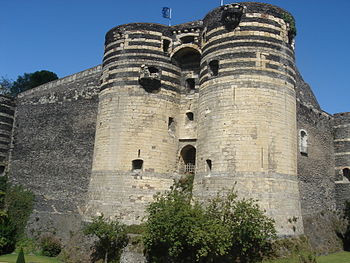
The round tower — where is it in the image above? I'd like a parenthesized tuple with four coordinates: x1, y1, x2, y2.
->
(85, 23, 182, 223)
(0, 95, 15, 176)
(193, 2, 303, 236)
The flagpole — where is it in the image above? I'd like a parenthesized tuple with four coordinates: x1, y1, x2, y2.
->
(221, 0, 224, 6)
(169, 8, 172, 26)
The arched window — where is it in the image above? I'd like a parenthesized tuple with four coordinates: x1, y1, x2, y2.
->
(132, 159, 143, 171)
(186, 112, 194, 121)
(206, 159, 212, 172)
(299, 129, 308, 155)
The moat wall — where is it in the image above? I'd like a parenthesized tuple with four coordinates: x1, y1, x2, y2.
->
(8, 66, 101, 241)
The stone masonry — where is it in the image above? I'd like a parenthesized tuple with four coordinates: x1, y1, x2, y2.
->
(5, 1, 350, 251)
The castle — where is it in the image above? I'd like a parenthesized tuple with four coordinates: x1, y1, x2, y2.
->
(2, 1, 350, 251)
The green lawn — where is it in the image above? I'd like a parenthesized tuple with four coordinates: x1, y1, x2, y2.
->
(264, 251, 350, 263)
(318, 251, 350, 263)
(1, 251, 350, 263)
(0, 253, 62, 263)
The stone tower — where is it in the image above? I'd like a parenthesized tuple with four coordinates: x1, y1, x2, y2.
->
(192, 2, 303, 236)
(85, 2, 303, 236)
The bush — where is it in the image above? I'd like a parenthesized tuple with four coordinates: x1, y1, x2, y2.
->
(83, 215, 128, 263)
(0, 212, 17, 254)
(143, 185, 276, 263)
(40, 235, 62, 257)
(15, 237, 39, 254)
(0, 179, 34, 255)
(5, 185, 34, 240)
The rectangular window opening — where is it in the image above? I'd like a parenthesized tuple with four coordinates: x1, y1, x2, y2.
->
(208, 60, 219, 76)
(206, 159, 212, 171)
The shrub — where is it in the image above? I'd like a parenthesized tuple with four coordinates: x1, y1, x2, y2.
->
(16, 247, 26, 263)
(83, 215, 128, 263)
(40, 235, 62, 257)
(0, 212, 17, 254)
(16, 237, 39, 254)
(143, 185, 276, 263)
(0, 179, 34, 255)
(5, 185, 34, 239)
(16, 249, 26, 263)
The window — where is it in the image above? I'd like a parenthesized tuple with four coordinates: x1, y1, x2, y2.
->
(208, 60, 219, 76)
(181, 36, 195, 44)
(186, 78, 195, 90)
(132, 159, 143, 171)
(299, 129, 308, 155)
(168, 117, 174, 128)
(343, 168, 350, 181)
(148, 66, 159, 74)
(168, 117, 175, 133)
(206, 159, 212, 172)
(202, 30, 207, 44)
(163, 39, 170, 53)
(0, 166, 4, 176)
(186, 112, 194, 121)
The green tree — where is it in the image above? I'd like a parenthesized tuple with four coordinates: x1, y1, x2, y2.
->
(206, 190, 276, 263)
(143, 184, 276, 263)
(0, 77, 13, 95)
(83, 215, 128, 263)
(5, 185, 34, 240)
(0, 212, 17, 254)
(10, 70, 58, 95)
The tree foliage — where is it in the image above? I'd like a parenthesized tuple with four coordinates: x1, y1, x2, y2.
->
(0, 177, 34, 255)
(0, 77, 13, 96)
(5, 185, 34, 240)
(83, 215, 128, 263)
(143, 183, 276, 263)
(0, 70, 58, 96)
(11, 70, 58, 95)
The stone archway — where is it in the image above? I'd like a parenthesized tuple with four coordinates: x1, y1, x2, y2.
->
(180, 145, 196, 174)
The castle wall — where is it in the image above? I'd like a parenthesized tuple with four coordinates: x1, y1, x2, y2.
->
(296, 101, 340, 252)
(193, 2, 303, 236)
(85, 24, 183, 224)
(8, 66, 101, 241)
(333, 112, 350, 210)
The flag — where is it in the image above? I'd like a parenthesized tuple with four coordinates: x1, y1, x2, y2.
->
(162, 7, 171, 19)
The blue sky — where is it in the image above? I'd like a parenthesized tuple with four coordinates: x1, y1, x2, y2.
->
(1, 0, 349, 114)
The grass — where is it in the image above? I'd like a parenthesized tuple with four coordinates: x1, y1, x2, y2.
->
(263, 251, 350, 263)
(0, 253, 62, 263)
(1, 250, 350, 263)
(318, 251, 350, 263)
